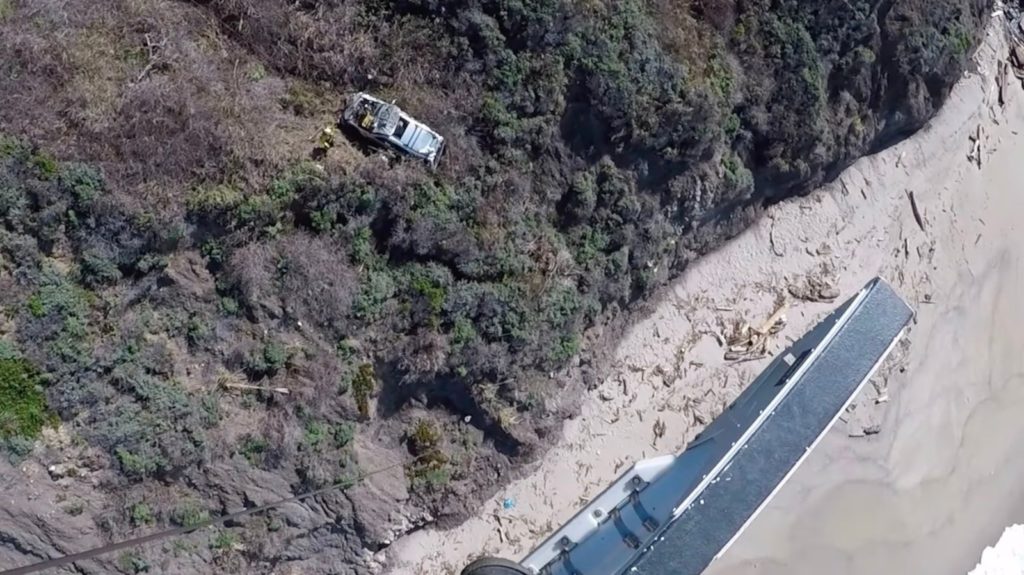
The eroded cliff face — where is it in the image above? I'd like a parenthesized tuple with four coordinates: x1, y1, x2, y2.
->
(0, 0, 990, 572)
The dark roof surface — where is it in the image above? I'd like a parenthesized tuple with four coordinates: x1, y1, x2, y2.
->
(627, 278, 913, 575)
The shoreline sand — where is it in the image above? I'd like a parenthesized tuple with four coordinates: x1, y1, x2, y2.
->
(387, 17, 1024, 575)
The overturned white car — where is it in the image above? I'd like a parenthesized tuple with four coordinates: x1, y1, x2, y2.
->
(341, 93, 445, 169)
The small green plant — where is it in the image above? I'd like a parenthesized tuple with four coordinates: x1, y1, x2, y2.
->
(59, 163, 104, 205)
(186, 184, 241, 214)
(168, 539, 196, 556)
(237, 434, 267, 466)
(350, 227, 375, 267)
(0, 357, 56, 443)
(411, 276, 446, 318)
(945, 25, 972, 57)
(269, 161, 323, 201)
(245, 62, 267, 81)
(117, 551, 150, 574)
(209, 529, 238, 551)
(413, 467, 451, 489)
(80, 251, 122, 287)
(219, 296, 239, 315)
(115, 448, 162, 479)
(406, 419, 450, 491)
(408, 419, 441, 454)
(302, 420, 327, 452)
(0, 341, 18, 361)
(336, 338, 358, 362)
(262, 340, 288, 373)
(549, 334, 580, 363)
(353, 269, 396, 320)
(333, 422, 355, 449)
(200, 239, 224, 263)
(29, 152, 58, 179)
(62, 500, 85, 516)
(310, 209, 335, 233)
(267, 517, 283, 532)
(186, 315, 211, 348)
(279, 83, 323, 117)
(129, 502, 154, 526)
(0, 0, 14, 22)
(352, 363, 376, 419)
(450, 317, 477, 350)
(337, 372, 352, 395)
(170, 500, 209, 528)
(26, 294, 45, 318)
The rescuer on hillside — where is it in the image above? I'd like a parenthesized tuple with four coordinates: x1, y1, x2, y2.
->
(318, 126, 336, 151)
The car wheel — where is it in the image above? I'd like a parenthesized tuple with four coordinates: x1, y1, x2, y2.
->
(460, 556, 532, 575)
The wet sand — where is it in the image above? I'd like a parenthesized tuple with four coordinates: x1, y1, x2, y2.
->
(706, 25, 1024, 575)
(388, 19, 1024, 575)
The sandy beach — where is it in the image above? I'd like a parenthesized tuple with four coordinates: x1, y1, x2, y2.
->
(387, 17, 1024, 575)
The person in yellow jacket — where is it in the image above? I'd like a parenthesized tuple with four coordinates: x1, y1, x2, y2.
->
(318, 126, 336, 150)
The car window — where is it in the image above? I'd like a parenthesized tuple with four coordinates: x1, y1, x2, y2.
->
(393, 118, 409, 139)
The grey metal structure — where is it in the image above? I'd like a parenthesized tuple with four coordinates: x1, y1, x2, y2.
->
(462, 277, 913, 575)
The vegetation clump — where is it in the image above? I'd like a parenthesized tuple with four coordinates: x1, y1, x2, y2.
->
(0, 355, 55, 446)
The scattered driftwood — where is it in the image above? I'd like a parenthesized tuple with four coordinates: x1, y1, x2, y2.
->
(967, 124, 984, 168)
(788, 274, 840, 303)
(769, 219, 784, 257)
(723, 303, 787, 361)
(906, 189, 926, 231)
(998, 60, 1009, 107)
(652, 418, 666, 446)
(1011, 43, 1024, 80)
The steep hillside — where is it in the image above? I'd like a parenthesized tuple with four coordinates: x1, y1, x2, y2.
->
(0, 0, 989, 572)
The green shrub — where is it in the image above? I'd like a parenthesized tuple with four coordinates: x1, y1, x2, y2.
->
(333, 422, 355, 449)
(0, 341, 19, 361)
(246, 340, 290, 378)
(262, 341, 288, 372)
(245, 62, 267, 81)
(185, 315, 212, 348)
(29, 152, 58, 179)
(549, 334, 580, 363)
(170, 500, 209, 528)
(450, 317, 477, 350)
(219, 296, 239, 315)
(115, 448, 163, 478)
(350, 227, 375, 267)
(186, 184, 241, 215)
(411, 273, 446, 326)
(408, 419, 440, 454)
(80, 251, 122, 286)
(59, 163, 104, 205)
(209, 529, 238, 550)
(201, 239, 224, 263)
(406, 419, 449, 491)
(352, 363, 375, 419)
(62, 500, 85, 516)
(117, 551, 149, 574)
(236, 434, 267, 466)
(279, 83, 323, 117)
(269, 162, 323, 201)
(310, 209, 335, 233)
(0, 357, 56, 442)
(336, 338, 358, 362)
(302, 420, 327, 452)
(353, 269, 395, 320)
(129, 502, 154, 526)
